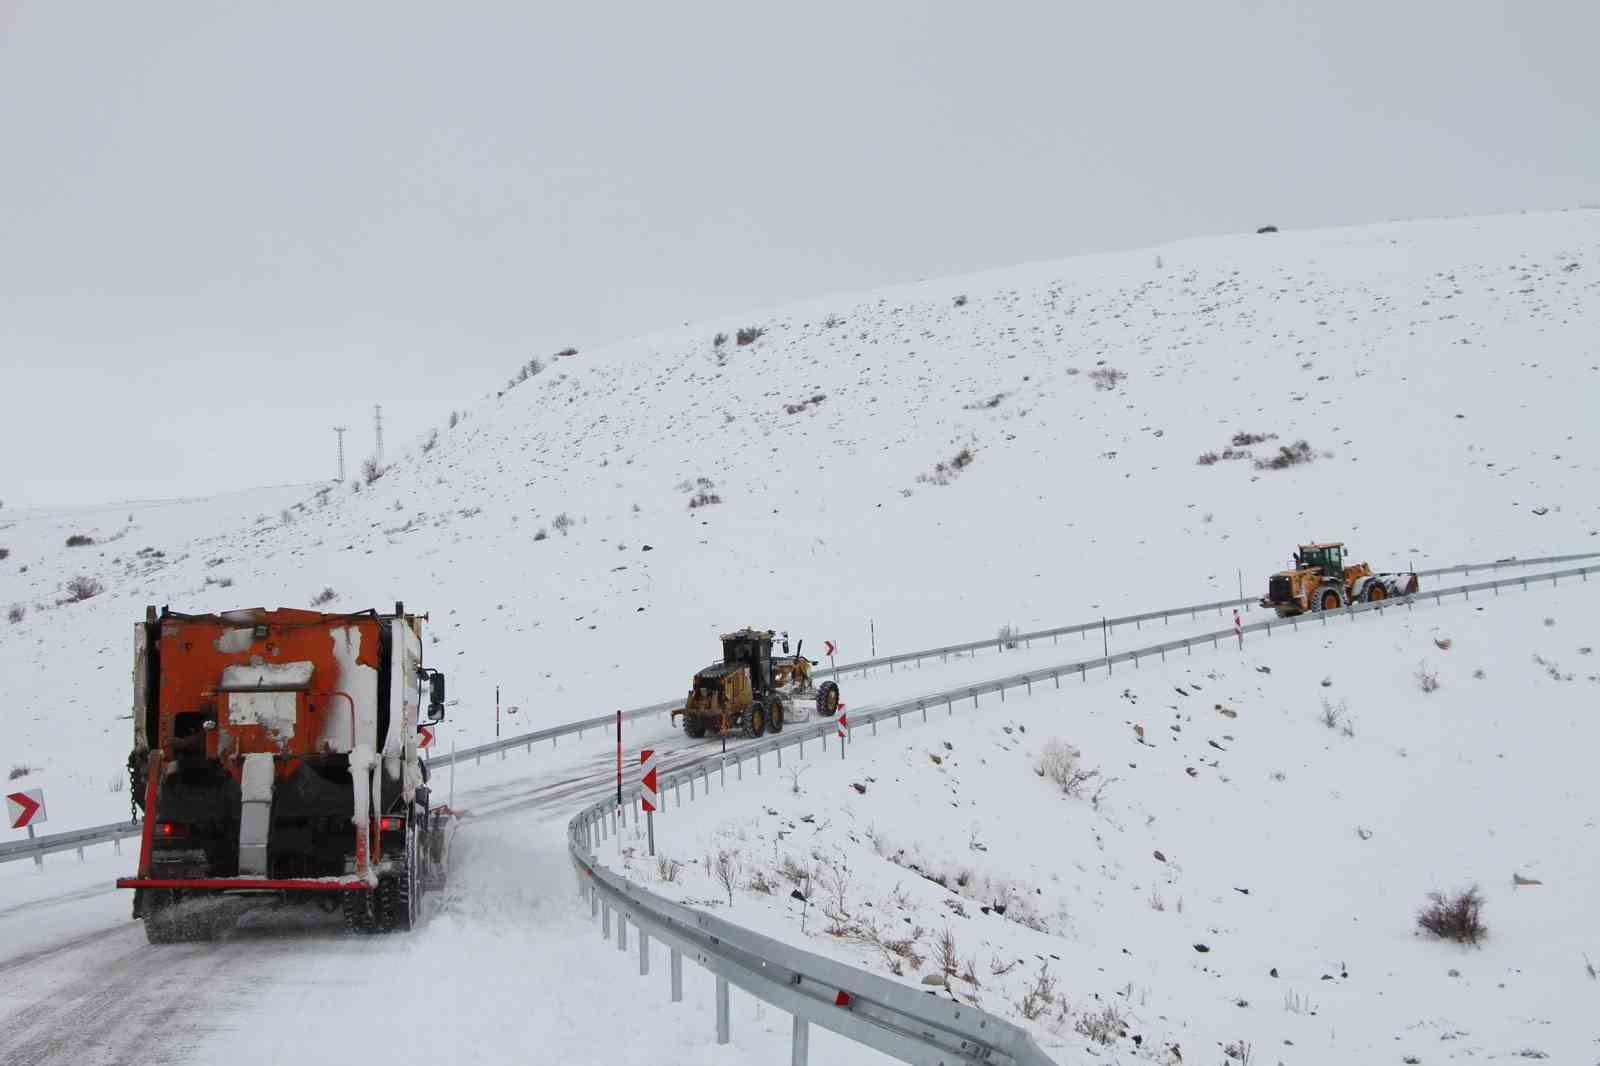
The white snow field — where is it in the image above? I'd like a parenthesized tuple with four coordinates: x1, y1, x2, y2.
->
(0, 209, 1596, 1064)
(614, 585, 1600, 1064)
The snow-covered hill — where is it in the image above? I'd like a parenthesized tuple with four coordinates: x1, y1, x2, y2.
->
(3, 209, 1597, 831)
(629, 584, 1600, 1063)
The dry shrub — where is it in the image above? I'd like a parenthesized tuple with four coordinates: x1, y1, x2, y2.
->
(1416, 662, 1440, 693)
(361, 457, 384, 485)
(65, 534, 94, 547)
(1018, 963, 1058, 1020)
(1087, 366, 1126, 391)
(1196, 451, 1221, 466)
(1075, 1003, 1127, 1045)
(735, 325, 765, 346)
(1254, 440, 1314, 470)
(1417, 886, 1486, 944)
(65, 575, 103, 601)
(311, 586, 337, 606)
(1036, 739, 1098, 796)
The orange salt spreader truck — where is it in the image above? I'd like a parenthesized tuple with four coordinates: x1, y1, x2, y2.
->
(117, 604, 454, 941)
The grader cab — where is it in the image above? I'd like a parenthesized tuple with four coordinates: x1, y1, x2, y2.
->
(673, 628, 840, 740)
(1261, 543, 1419, 617)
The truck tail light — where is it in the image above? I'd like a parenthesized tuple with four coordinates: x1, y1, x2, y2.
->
(379, 817, 400, 831)
(158, 822, 187, 839)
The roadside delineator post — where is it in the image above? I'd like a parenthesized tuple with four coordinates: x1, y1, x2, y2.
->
(640, 749, 658, 857)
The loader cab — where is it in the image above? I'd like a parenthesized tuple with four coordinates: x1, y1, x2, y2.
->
(721, 629, 775, 695)
(1295, 543, 1344, 578)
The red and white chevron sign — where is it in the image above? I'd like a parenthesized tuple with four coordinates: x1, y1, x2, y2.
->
(1233, 609, 1243, 647)
(639, 749, 658, 813)
(837, 709, 848, 740)
(824, 640, 836, 657)
(6, 788, 46, 830)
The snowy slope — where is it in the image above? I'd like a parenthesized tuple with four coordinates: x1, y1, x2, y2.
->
(617, 584, 1600, 1064)
(3, 208, 1598, 834)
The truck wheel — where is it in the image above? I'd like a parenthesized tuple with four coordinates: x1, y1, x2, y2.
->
(1366, 582, 1388, 603)
(766, 695, 784, 734)
(343, 889, 377, 934)
(142, 890, 182, 944)
(742, 701, 767, 739)
(816, 681, 840, 718)
(682, 714, 707, 739)
(1317, 587, 1343, 611)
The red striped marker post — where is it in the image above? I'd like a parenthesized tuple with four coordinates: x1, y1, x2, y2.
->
(640, 749, 658, 856)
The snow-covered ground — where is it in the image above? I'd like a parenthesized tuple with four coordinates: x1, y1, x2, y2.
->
(1, 209, 1597, 1065)
(614, 584, 1600, 1064)
(4, 208, 1597, 835)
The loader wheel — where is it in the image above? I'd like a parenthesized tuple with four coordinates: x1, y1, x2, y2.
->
(1318, 588, 1343, 612)
(1366, 582, 1388, 603)
(682, 713, 707, 740)
(742, 700, 768, 739)
(766, 695, 784, 734)
(816, 681, 840, 718)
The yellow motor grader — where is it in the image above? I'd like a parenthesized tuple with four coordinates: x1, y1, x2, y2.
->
(1261, 542, 1419, 617)
(673, 629, 841, 740)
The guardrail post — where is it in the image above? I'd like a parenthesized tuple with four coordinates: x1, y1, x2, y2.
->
(602, 901, 611, 938)
(690, 777, 695, 802)
(1025, 676, 1032, 695)
(618, 911, 627, 951)
(791, 1017, 810, 1066)
(639, 929, 650, 975)
(999, 683, 1005, 702)
(970, 690, 978, 709)
(736, 754, 743, 781)
(716, 976, 731, 1045)
(591, 887, 599, 918)
(77, 847, 84, 863)
(871, 718, 877, 736)
(799, 737, 805, 758)
(757, 751, 762, 775)
(670, 948, 683, 1002)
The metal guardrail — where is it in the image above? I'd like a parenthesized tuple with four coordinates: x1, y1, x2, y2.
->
(0, 819, 140, 866)
(569, 824, 1053, 1066)
(9, 551, 1595, 866)
(569, 563, 1595, 1063)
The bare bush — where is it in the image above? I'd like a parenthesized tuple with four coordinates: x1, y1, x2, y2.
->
(1036, 739, 1098, 796)
(783, 393, 827, 415)
(823, 314, 844, 328)
(714, 850, 740, 906)
(65, 575, 103, 602)
(7, 604, 25, 624)
(1417, 886, 1486, 944)
(748, 869, 776, 894)
(1254, 440, 1315, 470)
(997, 623, 1018, 649)
(688, 493, 722, 509)
(735, 325, 765, 346)
(1075, 1003, 1126, 1045)
(1319, 697, 1348, 730)
(551, 513, 575, 535)
(1196, 451, 1220, 466)
(936, 928, 961, 982)
(555, 347, 577, 359)
(0, 547, 9, 560)
(448, 410, 460, 429)
(712, 332, 728, 348)
(8, 764, 36, 780)
(65, 534, 94, 547)
(422, 429, 438, 453)
(1018, 963, 1058, 1020)
(657, 856, 683, 883)
(1416, 663, 1440, 693)
(533, 528, 548, 542)
(953, 294, 968, 307)
(311, 587, 337, 606)
(920, 446, 977, 486)
(361, 457, 384, 485)
(1222, 1039, 1254, 1063)
(1087, 366, 1126, 391)
(1231, 431, 1277, 447)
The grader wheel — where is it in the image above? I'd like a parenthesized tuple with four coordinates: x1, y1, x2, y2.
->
(766, 695, 784, 734)
(741, 700, 768, 739)
(816, 681, 840, 718)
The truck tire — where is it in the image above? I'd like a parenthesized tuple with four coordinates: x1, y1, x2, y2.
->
(766, 695, 784, 734)
(142, 889, 182, 944)
(682, 714, 707, 739)
(741, 700, 768, 739)
(1313, 585, 1344, 612)
(343, 888, 378, 934)
(1365, 581, 1388, 603)
(816, 681, 840, 718)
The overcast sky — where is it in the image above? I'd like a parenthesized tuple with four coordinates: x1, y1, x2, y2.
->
(2, 1, 1595, 509)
